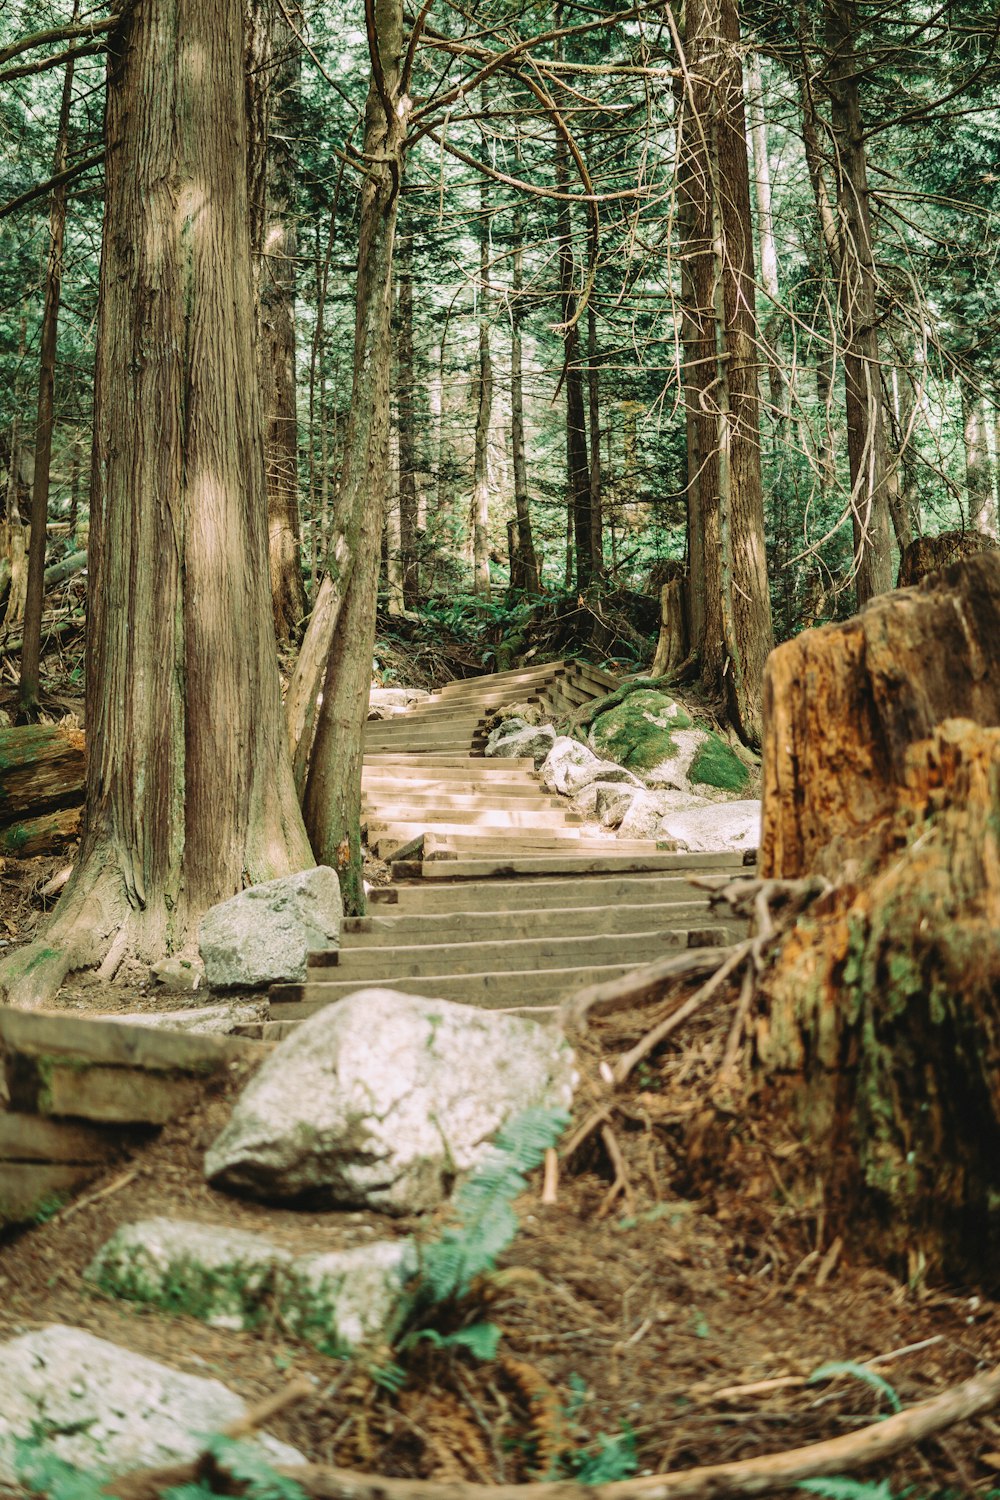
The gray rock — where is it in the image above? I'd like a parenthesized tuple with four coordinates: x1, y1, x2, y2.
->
(617, 789, 707, 841)
(661, 799, 762, 854)
(86, 1219, 415, 1349)
(570, 780, 635, 824)
(369, 686, 431, 710)
(150, 953, 205, 991)
(484, 721, 556, 768)
(284, 1240, 416, 1349)
(86, 1219, 290, 1331)
(541, 736, 641, 797)
(0, 1325, 302, 1483)
(200, 866, 342, 989)
(205, 988, 575, 1214)
(99, 1001, 267, 1037)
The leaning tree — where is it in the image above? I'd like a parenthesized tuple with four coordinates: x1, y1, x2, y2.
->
(0, 0, 313, 1009)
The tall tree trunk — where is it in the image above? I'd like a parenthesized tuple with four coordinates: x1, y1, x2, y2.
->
(19, 24, 77, 720)
(824, 0, 894, 603)
(745, 52, 785, 425)
(678, 0, 773, 747)
(471, 118, 493, 600)
(291, 0, 407, 913)
(510, 191, 540, 594)
(247, 0, 308, 640)
(553, 20, 592, 593)
(962, 385, 996, 537)
(0, 0, 313, 1010)
(587, 301, 603, 578)
(395, 223, 419, 605)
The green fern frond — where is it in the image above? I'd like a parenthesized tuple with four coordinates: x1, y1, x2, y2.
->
(797, 1479, 894, 1500)
(808, 1361, 902, 1414)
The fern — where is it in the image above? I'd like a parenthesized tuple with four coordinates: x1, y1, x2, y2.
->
(416, 1108, 569, 1306)
(809, 1361, 902, 1414)
(387, 1107, 568, 1357)
(797, 1480, 894, 1500)
(571, 1427, 639, 1485)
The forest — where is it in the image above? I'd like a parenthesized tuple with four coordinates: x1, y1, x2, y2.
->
(2, 0, 1000, 1494)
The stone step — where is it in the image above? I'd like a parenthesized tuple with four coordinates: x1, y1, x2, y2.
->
(341, 899, 726, 943)
(310, 926, 709, 979)
(369, 870, 726, 911)
(269, 960, 644, 1016)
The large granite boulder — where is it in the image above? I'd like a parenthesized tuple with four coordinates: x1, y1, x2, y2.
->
(589, 691, 749, 794)
(661, 799, 762, 854)
(541, 736, 641, 797)
(199, 866, 342, 989)
(86, 1218, 414, 1349)
(616, 788, 707, 841)
(0, 1325, 302, 1483)
(484, 719, 556, 768)
(205, 989, 575, 1214)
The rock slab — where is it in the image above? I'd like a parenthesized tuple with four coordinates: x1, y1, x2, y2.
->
(200, 866, 342, 989)
(0, 1325, 302, 1483)
(484, 719, 556, 768)
(87, 1218, 414, 1348)
(661, 800, 762, 854)
(205, 988, 575, 1214)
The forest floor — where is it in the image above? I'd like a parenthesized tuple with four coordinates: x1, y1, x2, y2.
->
(2, 618, 1000, 1492)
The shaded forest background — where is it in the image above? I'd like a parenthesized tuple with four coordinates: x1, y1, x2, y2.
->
(3, 0, 999, 675)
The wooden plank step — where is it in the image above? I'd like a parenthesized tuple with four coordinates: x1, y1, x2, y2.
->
(341, 899, 726, 943)
(362, 751, 508, 766)
(369, 870, 729, 911)
(406, 850, 751, 880)
(269, 960, 646, 1015)
(310, 926, 708, 979)
(362, 763, 539, 781)
(0, 1010, 263, 1126)
(361, 786, 563, 810)
(364, 808, 582, 830)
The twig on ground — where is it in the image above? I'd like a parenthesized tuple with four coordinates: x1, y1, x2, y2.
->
(613, 942, 752, 1085)
(108, 1361, 1000, 1499)
(54, 1166, 139, 1223)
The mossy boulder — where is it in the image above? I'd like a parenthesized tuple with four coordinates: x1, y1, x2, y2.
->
(588, 690, 749, 794)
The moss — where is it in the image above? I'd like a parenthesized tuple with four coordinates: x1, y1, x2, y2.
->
(590, 690, 692, 771)
(688, 734, 749, 791)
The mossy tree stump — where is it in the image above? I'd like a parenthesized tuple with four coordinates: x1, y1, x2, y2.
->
(753, 553, 1000, 1285)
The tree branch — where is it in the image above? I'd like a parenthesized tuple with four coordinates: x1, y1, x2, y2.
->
(0, 16, 114, 69)
(0, 150, 105, 220)
(0, 40, 105, 85)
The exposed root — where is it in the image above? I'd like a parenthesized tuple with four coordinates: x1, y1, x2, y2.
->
(0, 861, 126, 1009)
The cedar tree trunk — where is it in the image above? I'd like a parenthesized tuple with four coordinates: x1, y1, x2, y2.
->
(0, 0, 313, 1009)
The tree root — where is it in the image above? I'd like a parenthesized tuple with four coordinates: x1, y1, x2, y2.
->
(107, 1361, 1000, 1500)
(0, 862, 126, 1009)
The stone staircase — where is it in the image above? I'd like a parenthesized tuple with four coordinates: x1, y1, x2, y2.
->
(269, 660, 751, 1036)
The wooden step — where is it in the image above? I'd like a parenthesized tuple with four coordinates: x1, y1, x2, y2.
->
(363, 752, 526, 767)
(364, 807, 582, 830)
(363, 790, 563, 811)
(341, 899, 727, 943)
(401, 849, 752, 880)
(310, 926, 706, 980)
(269, 960, 645, 1016)
(362, 762, 539, 782)
(369, 870, 728, 912)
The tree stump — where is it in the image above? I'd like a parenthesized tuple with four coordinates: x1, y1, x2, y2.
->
(752, 553, 1000, 1285)
(897, 528, 997, 587)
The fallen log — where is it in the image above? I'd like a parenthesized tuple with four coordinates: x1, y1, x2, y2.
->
(107, 1360, 1000, 1500)
(0, 725, 84, 855)
(752, 551, 1000, 1283)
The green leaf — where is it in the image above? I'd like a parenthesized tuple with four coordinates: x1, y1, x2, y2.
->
(797, 1480, 894, 1500)
(205, 1436, 307, 1500)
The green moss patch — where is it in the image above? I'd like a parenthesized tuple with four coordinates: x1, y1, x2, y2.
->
(590, 690, 693, 772)
(688, 734, 749, 792)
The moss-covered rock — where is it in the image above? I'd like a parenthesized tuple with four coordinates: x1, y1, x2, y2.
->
(588, 691, 693, 771)
(688, 732, 749, 792)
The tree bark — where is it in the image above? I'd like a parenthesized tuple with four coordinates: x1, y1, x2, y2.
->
(0, 0, 313, 1009)
(553, 57, 592, 595)
(677, 0, 773, 747)
(471, 113, 493, 600)
(510, 190, 539, 594)
(247, 0, 308, 641)
(824, 0, 894, 603)
(962, 384, 996, 537)
(19, 22, 77, 719)
(756, 551, 1000, 1281)
(294, 0, 407, 913)
(587, 300, 603, 578)
(395, 223, 419, 605)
